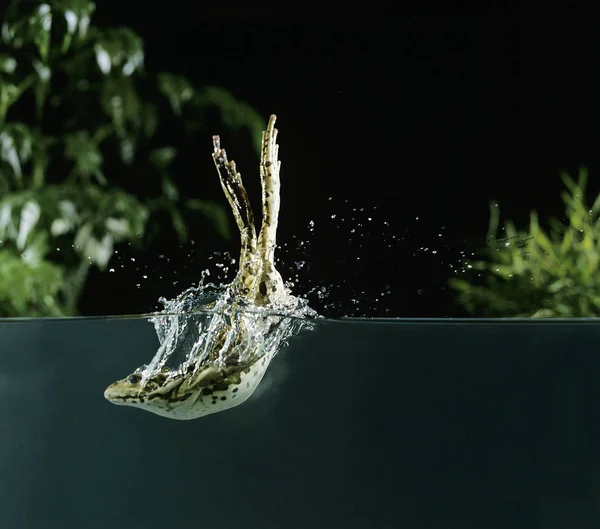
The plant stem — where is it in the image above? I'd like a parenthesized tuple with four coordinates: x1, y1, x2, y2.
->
(63, 259, 90, 315)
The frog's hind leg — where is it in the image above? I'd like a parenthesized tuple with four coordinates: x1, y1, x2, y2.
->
(255, 115, 286, 304)
(212, 136, 258, 296)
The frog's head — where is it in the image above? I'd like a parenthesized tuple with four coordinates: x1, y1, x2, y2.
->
(103, 368, 199, 420)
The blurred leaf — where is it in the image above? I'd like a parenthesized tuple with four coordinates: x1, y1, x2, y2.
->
(0, 76, 35, 123)
(0, 247, 66, 317)
(56, 0, 96, 52)
(547, 277, 572, 294)
(30, 133, 54, 189)
(32, 59, 51, 117)
(186, 198, 232, 241)
(161, 175, 179, 201)
(30, 4, 53, 62)
(16, 200, 40, 250)
(100, 77, 141, 130)
(74, 221, 92, 249)
(50, 199, 78, 235)
(0, 200, 16, 239)
(195, 86, 267, 154)
(21, 229, 50, 265)
(83, 232, 113, 269)
(157, 73, 194, 116)
(0, 53, 17, 74)
(166, 203, 187, 242)
(0, 123, 34, 186)
(94, 27, 143, 76)
(64, 130, 105, 183)
(100, 77, 142, 162)
(104, 217, 130, 238)
(150, 146, 177, 170)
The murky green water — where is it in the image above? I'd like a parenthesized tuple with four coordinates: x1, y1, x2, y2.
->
(1, 316, 599, 528)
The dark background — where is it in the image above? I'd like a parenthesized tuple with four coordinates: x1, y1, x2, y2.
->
(81, 4, 598, 318)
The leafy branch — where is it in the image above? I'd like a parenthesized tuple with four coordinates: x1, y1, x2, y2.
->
(0, 0, 266, 316)
(450, 168, 600, 317)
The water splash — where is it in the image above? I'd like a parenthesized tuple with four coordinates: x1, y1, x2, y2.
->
(137, 281, 318, 390)
(104, 115, 320, 419)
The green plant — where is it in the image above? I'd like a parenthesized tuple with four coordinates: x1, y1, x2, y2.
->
(450, 168, 600, 317)
(0, 0, 266, 316)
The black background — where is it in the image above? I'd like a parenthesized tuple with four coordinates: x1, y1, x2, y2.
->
(79, 4, 598, 317)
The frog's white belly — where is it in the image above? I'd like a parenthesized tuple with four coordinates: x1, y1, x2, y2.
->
(114, 354, 272, 420)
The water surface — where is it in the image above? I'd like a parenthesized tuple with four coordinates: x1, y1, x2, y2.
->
(1, 316, 599, 528)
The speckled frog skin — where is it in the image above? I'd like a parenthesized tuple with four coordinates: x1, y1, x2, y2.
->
(104, 116, 300, 419)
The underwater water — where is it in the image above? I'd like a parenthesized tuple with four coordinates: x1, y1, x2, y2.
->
(1, 316, 600, 529)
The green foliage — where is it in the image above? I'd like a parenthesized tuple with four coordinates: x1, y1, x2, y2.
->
(0, 0, 265, 316)
(194, 85, 267, 154)
(0, 246, 66, 316)
(450, 168, 600, 317)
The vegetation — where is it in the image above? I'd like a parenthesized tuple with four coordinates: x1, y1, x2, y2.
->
(0, 0, 265, 316)
(450, 168, 600, 317)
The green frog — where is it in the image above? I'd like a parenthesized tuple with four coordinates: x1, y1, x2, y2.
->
(104, 116, 313, 419)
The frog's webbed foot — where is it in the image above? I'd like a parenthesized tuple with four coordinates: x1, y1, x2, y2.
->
(212, 136, 258, 295)
(255, 115, 286, 304)
(257, 115, 281, 265)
